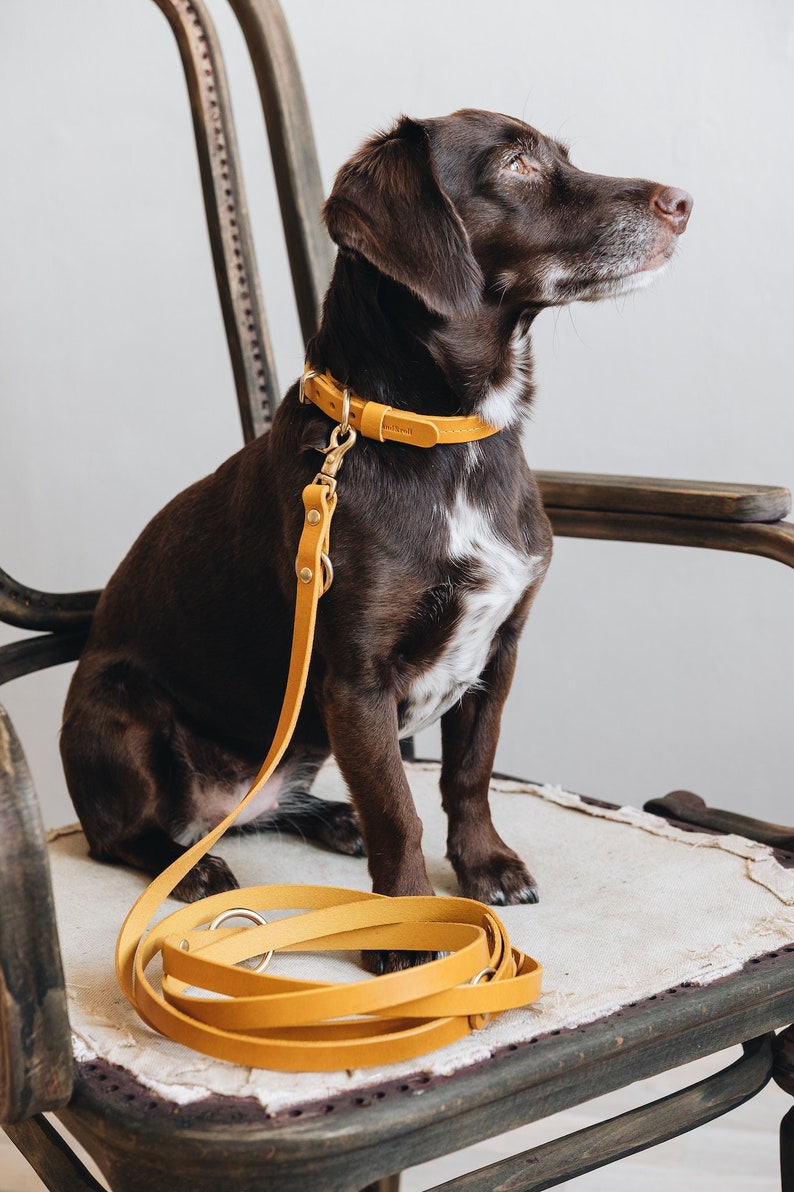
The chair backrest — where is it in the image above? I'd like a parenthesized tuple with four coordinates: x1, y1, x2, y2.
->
(150, 0, 335, 443)
(0, 0, 331, 1124)
(0, 0, 330, 658)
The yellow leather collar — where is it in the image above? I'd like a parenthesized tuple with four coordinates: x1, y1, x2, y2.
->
(301, 367, 501, 447)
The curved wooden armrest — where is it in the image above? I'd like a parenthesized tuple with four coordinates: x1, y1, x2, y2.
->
(0, 632, 89, 688)
(536, 473, 794, 570)
(536, 472, 792, 523)
(0, 566, 99, 633)
(0, 705, 73, 1123)
(644, 790, 794, 853)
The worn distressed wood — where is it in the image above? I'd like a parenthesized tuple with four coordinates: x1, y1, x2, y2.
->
(4, 1116, 105, 1192)
(645, 791, 794, 852)
(537, 472, 791, 524)
(781, 1107, 794, 1190)
(774, 1024, 794, 1097)
(0, 566, 97, 633)
(52, 954, 794, 1192)
(773, 1025, 794, 1190)
(150, 0, 279, 441)
(545, 507, 794, 569)
(0, 632, 88, 687)
(424, 1035, 774, 1192)
(226, 0, 335, 347)
(0, 706, 72, 1124)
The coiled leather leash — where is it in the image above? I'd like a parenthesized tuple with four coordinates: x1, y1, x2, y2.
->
(115, 369, 542, 1072)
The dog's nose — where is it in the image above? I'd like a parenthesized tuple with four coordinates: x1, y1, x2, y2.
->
(653, 187, 693, 233)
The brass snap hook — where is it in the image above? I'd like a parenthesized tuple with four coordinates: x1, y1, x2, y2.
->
(318, 423, 358, 480)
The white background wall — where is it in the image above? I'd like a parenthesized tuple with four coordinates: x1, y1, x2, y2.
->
(1, 0, 792, 829)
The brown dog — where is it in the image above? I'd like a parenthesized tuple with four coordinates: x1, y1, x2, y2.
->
(61, 110, 691, 963)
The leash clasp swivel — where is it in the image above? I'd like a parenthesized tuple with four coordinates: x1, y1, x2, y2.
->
(316, 422, 358, 488)
(300, 421, 358, 595)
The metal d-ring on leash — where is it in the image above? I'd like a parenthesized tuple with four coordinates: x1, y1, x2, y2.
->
(114, 369, 542, 1074)
(207, 908, 274, 974)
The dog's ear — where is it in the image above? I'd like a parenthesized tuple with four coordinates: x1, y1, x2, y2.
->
(323, 117, 484, 318)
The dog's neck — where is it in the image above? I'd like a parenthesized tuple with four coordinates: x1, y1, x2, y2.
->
(308, 252, 537, 429)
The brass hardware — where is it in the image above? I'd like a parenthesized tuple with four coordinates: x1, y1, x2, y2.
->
(299, 368, 320, 405)
(340, 386, 352, 434)
(469, 966, 497, 1030)
(320, 552, 334, 593)
(208, 907, 273, 974)
(317, 423, 358, 480)
(298, 413, 359, 599)
(470, 966, 497, 984)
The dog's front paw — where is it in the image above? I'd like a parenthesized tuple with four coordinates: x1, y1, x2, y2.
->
(362, 949, 439, 975)
(455, 854, 539, 906)
(171, 853, 240, 902)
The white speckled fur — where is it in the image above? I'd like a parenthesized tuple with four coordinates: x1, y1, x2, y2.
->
(477, 326, 532, 429)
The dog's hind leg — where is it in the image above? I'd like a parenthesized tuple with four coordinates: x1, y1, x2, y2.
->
(98, 823, 240, 902)
(60, 658, 240, 902)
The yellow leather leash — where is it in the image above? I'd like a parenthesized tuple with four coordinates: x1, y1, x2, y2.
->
(115, 369, 541, 1072)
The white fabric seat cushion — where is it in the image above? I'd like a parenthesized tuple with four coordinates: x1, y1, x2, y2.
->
(48, 761, 794, 1114)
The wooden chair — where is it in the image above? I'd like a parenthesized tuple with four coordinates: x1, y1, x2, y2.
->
(3, 2, 794, 1188)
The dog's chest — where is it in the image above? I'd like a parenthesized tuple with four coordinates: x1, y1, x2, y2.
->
(398, 492, 543, 737)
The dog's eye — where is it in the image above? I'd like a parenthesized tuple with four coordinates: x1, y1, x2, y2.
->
(505, 152, 539, 177)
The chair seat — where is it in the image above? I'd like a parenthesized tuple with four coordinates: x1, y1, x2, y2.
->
(48, 761, 794, 1115)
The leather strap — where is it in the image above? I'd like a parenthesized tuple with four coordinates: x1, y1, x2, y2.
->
(115, 413, 541, 1072)
(301, 368, 501, 446)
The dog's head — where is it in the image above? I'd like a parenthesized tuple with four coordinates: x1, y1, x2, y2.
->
(324, 109, 692, 317)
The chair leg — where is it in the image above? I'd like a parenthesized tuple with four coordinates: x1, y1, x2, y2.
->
(773, 1025, 794, 1192)
(4, 1117, 104, 1192)
(781, 1108, 794, 1192)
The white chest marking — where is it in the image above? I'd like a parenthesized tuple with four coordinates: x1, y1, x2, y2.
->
(399, 492, 544, 737)
(477, 326, 532, 429)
